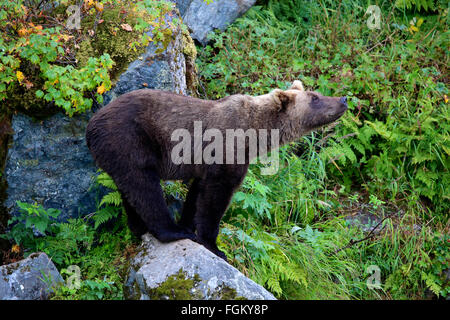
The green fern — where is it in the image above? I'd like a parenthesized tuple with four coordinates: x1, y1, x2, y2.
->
(99, 191, 122, 207)
(93, 172, 122, 229)
(97, 172, 118, 190)
(395, 0, 437, 11)
(93, 207, 120, 230)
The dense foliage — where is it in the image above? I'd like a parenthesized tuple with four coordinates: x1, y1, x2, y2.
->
(0, 0, 176, 116)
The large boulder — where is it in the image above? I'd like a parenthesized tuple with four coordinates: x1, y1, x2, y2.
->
(102, 12, 192, 105)
(124, 233, 276, 300)
(175, 0, 256, 45)
(4, 112, 102, 221)
(0, 252, 63, 300)
(3, 8, 195, 221)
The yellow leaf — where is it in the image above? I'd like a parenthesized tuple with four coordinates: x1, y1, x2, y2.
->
(95, 2, 104, 12)
(445, 95, 449, 103)
(97, 84, 106, 94)
(16, 71, 25, 83)
(12, 244, 20, 253)
(417, 18, 424, 27)
(60, 34, 73, 42)
(410, 25, 419, 32)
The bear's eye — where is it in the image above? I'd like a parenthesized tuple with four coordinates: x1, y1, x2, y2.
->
(311, 95, 319, 103)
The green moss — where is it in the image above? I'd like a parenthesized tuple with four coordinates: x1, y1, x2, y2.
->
(181, 29, 197, 58)
(76, 8, 149, 83)
(217, 285, 247, 300)
(146, 268, 247, 300)
(181, 29, 199, 96)
(148, 269, 202, 300)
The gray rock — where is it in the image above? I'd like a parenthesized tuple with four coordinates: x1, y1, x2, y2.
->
(0, 252, 63, 300)
(344, 212, 383, 233)
(124, 233, 276, 300)
(3, 8, 194, 221)
(4, 112, 104, 221)
(175, 0, 256, 45)
(175, 0, 193, 16)
(103, 7, 189, 105)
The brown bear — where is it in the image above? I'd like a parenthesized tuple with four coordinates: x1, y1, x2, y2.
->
(86, 80, 347, 259)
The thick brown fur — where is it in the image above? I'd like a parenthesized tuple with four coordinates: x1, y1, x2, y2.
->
(86, 80, 347, 259)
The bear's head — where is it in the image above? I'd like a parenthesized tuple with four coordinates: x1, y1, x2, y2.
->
(271, 80, 348, 132)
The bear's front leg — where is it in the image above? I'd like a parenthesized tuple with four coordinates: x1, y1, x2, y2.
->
(194, 167, 248, 261)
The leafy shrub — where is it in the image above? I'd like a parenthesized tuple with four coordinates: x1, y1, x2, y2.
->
(0, 0, 177, 116)
(1, 198, 135, 299)
(0, 202, 61, 248)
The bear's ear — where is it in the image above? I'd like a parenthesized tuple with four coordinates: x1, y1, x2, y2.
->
(271, 89, 296, 111)
(290, 80, 305, 91)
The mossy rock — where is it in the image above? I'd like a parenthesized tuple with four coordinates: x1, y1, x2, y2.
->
(181, 28, 199, 96)
(3, 62, 57, 118)
(3, 3, 155, 118)
(76, 7, 151, 83)
(123, 234, 276, 300)
(148, 269, 203, 300)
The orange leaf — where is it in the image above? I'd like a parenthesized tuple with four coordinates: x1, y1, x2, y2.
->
(97, 84, 106, 95)
(12, 244, 20, 253)
(95, 2, 104, 12)
(24, 80, 34, 89)
(18, 28, 28, 37)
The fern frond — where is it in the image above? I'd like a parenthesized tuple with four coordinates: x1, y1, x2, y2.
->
(97, 172, 118, 190)
(92, 207, 120, 229)
(99, 191, 122, 207)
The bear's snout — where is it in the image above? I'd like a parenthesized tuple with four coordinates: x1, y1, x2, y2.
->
(337, 96, 348, 115)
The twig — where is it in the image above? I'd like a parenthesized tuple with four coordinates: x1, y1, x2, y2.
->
(333, 211, 396, 255)
(364, 30, 397, 54)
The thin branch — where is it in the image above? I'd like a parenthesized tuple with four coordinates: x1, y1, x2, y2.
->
(333, 211, 396, 255)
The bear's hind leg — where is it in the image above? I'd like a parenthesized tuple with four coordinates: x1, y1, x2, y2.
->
(178, 178, 201, 233)
(115, 168, 196, 243)
(119, 191, 148, 238)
